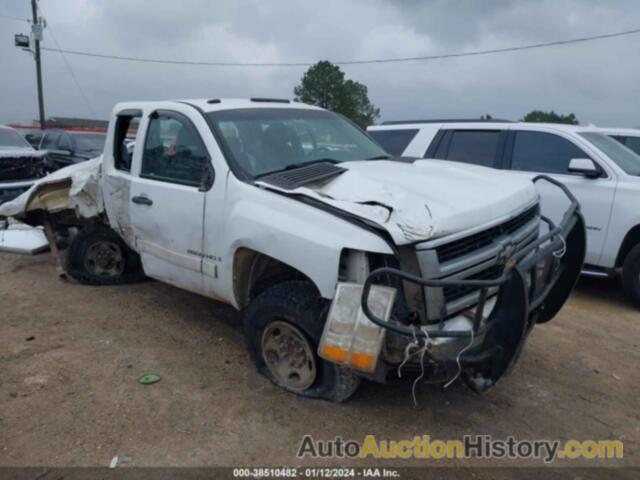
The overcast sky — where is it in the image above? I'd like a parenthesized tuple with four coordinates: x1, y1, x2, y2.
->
(1, 0, 639, 127)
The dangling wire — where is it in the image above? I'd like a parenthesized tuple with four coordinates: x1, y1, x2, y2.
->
(444, 329, 475, 389)
(553, 234, 567, 258)
(410, 327, 431, 406)
(410, 340, 429, 406)
(397, 326, 419, 378)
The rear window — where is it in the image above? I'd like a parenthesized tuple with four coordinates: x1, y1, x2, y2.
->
(579, 132, 640, 176)
(511, 131, 588, 174)
(608, 134, 640, 156)
(367, 129, 418, 156)
(624, 136, 640, 156)
(444, 130, 501, 167)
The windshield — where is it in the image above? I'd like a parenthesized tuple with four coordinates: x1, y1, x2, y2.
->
(579, 132, 640, 176)
(73, 133, 106, 153)
(206, 108, 388, 177)
(0, 128, 32, 149)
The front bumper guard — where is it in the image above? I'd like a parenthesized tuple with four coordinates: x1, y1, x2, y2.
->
(360, 175, 587, 391)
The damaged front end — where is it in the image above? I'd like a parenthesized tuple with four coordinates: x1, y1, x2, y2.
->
(320, 176, 586, 392)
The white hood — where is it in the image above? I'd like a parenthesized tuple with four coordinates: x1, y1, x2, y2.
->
(259, 159, 539, 245)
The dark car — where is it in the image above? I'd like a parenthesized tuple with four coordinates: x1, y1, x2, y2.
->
(39, 130, 106, 169)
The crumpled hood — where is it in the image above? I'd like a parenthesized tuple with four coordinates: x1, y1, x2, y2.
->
(0, 156, 103, 219)
(0, 148, 46, 159)
(258, 159, 538, 245)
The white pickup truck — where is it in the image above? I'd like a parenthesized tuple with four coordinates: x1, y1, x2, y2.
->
(0, 99, 585, 401)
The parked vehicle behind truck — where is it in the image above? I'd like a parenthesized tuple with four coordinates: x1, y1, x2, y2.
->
(0, 99, 585, 401)
(38, 130, 107, 170)
(368, 120, 640, 305)
(0, 125, 49, 204)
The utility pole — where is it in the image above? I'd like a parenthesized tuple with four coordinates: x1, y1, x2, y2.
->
(30, 0, 46, 129)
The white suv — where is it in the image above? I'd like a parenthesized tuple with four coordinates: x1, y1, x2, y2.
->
(368, 120, 640, 305)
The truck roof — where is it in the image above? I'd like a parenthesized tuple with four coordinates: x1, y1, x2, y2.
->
(112, 98, 323, 114)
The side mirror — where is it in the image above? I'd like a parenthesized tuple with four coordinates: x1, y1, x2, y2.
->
(199, 161, 215, 192)
(568, 158, 601, 178)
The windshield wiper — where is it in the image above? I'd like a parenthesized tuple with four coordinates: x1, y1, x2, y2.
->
(366, 155, 391, 160)
(256, 158, 340, 178)
(283, 158, 340, 170)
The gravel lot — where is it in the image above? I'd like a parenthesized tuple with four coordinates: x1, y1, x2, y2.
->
(0, 251, 638, 472)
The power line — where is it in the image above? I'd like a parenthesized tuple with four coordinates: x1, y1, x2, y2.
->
(39, 26, 640, 67)
(37, 5, 97, 117)
(0, 13, 30, 22)
(46, 27, 97, 117)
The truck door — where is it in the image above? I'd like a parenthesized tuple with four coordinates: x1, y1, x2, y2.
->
(504, 130, 616, 267)
(129, 108, 211, 294)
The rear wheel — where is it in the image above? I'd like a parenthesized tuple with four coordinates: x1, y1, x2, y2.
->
(244, 281, 360, 402)
(65, 225, 145, 285)
(622, 244, 640, 306)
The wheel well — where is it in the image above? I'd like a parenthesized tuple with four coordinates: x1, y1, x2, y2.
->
(233, 248, 318, 308)
(616, 225, 640, 267)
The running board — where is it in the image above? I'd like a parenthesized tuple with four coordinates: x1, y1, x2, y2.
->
(581, 267, 611, 278)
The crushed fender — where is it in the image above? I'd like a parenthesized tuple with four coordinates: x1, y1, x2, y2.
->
(0, 156, 104, 221)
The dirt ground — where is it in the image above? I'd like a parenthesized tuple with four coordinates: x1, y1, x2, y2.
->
(0, 251, 638, 472)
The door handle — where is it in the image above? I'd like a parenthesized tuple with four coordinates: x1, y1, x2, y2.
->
(132, 195, 153, 206)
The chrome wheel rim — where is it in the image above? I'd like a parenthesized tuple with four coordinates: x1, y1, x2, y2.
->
(261, 320, 317, 391)
(84, 241, 125, 277)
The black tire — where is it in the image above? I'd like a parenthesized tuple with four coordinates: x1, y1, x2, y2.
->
(622, 244, 640, 306)
(65, 224, 145, 285)
(244, 281, 361, 402)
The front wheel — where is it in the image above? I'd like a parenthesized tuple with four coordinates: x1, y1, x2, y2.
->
(622, 244, 640, 306)
(244, 281, 360, 402)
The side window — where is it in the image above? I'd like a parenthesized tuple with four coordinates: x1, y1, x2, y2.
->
(40, 132, 60, 149)
(444, 130, 501, 167)
(113, 112, 141, 172)
(624, 136, 640, 156)
(511, 131, 588, 174)
(57, 134, 73, 151)
(140, 112, 208, 186)
(367, 129, 418, 156)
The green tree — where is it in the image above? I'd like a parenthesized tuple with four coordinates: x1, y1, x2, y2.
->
(294, 61, 380, 128)
(522, 110, 579, 125)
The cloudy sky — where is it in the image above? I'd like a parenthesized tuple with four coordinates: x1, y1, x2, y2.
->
(1, 0, 639, 126)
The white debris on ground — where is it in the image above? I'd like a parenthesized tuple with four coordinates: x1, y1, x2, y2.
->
(0, 219, 49, 255)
